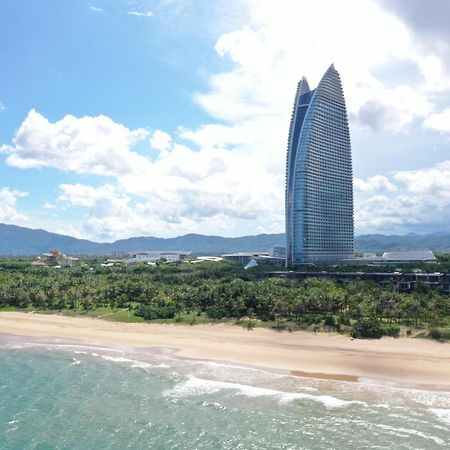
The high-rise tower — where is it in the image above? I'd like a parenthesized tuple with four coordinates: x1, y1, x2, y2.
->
(285, 64, 354, 265)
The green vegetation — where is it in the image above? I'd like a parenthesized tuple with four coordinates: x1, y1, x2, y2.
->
(351, 318, 383, 339)
(429, 328, 443, 341)
(0, 258, 449, 339)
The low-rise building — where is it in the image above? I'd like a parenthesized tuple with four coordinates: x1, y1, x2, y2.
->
(270, 246, 286, 258)
(193, 256, 224, 263)
(343, 250, 437, 265)
(32, 249, 79, 267)
(124, 251, 191, 264)
(222, 252, 284, 266)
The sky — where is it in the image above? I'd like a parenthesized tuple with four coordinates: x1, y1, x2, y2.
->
(1, 0, 450, 241)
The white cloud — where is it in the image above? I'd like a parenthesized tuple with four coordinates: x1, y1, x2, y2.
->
(0, 101, 5, 111)
(393, 162, 450, 194)
(0, 109, 150, 177)
(58, 183, 121, 208)
(56, 181, 264, 241)
(43, 202, 56, 210)
(89, 5, 104, 13)
(150, 130, 172, 150)
(194, 0, 436, 132)
(179, 121, 266, 149)
(121, 139, 282, 216)
(378, 0, 450, 89)
(1, 108, 284, 239)
(356, 84, 433, 133)
(0, 187, 28, 223)
(50, 131, 284, 240)
(354, 175, 398, 193)
(355, 161, 450, 233)
(58, 184, 138, 240)
(127, 11, 153, 17)
(423, 109, 450, 134)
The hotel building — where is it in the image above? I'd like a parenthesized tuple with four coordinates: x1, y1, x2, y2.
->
(285, 64, 354, 265)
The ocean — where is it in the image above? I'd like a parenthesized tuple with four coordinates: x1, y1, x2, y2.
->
(0, 336, 449, 449)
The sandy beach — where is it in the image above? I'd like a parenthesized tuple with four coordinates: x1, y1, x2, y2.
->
(1, 311, 450, 391)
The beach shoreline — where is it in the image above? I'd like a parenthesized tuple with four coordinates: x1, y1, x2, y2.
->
(1, 311, 450, 391)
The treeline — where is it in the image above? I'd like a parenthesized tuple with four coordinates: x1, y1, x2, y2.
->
(0, 260, 449, 338)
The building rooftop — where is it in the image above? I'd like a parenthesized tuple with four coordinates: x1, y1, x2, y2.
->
(382, 250, 436, 261)
(221, 252, 269, 257)
(127, 251, 191, 255)
(344, 249, 437, 265)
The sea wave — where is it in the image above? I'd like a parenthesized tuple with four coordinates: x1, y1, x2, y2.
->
(375, 423, 446, 446)
(404, 389, 450, 410)
(98, 354, 171, 369)
(164, 375, 367, 409)
(100, 355, 138, 363)
(202, 360, 285, 377)
(428, 408, 450, 425)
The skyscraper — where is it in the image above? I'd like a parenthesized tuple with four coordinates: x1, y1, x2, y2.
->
(285, 64, 354, 265)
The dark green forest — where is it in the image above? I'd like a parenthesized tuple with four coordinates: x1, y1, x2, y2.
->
(0, 258, 449, 340)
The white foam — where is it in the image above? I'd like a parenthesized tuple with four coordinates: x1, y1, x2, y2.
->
(3, 344, 24, 350)
(376, 423, 446, 446)
(190, 360, 318, 392)
(100, 355, 137, 363)
(165, 376, 366, 409)
(404, 389, 450, 408)
(131, 362, 153, 369)
(154, 363, 171, 368)
(46, 343, 123, 354)
(201, 401, 227, 411)
(428, 408, 450, 425)
(71, 358, 81, 365)
(203, 361, 285, 377)
(98, 355, 171, 370)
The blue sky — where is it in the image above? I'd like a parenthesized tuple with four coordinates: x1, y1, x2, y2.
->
(1, 0, 450, 241)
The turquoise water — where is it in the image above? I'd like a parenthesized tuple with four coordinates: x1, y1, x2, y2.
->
(1, 337, 449, 449)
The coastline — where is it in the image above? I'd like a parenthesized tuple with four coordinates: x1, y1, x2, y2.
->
(1, 311, 450, 391)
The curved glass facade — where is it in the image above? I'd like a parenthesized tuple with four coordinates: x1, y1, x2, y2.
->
(285, 65, 354, 265)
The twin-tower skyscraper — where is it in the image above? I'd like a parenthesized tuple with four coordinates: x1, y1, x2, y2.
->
(285, 64, 354, 265)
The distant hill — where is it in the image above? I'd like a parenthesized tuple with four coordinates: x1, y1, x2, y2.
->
(354, 232, 450, 254)
(0, 224, 284, 256)
(109, 233, 285, 254)
(0, 224, 105, 255)
(1, 223, 450, 256)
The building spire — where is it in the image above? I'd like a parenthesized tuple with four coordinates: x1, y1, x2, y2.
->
(298, 76, 310, 96)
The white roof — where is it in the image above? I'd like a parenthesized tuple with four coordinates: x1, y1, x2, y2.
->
(244, 259, 258, 270)
(196, 256, 223, 262)
(222, 252, 269, 257)
(382, 250, 436, 261)
(128, 251, 191, 256)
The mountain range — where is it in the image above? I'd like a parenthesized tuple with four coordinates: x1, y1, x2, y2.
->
(1, 223, 450, 256)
